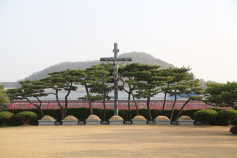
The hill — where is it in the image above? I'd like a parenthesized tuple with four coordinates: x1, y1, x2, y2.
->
(1, 52, 174, 87)
(23, 52, 174, 81)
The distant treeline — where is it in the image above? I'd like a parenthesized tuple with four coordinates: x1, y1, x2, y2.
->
(0, 82, 20, 87)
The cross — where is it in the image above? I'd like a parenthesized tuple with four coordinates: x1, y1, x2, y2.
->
(100, 43, 132, 115)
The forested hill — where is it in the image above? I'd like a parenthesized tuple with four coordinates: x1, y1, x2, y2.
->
(2, 52, 174, 87)
(23, 52, 174, 81)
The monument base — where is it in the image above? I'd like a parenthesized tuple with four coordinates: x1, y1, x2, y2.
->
(85, 115, 101, 125)
(132, 115, 147, 125)
(109, 115, 124, 125)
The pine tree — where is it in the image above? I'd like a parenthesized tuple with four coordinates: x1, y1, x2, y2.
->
(133, 64, 166, 121)
(119, 63, 142, 120)
(0, 85, 10, 109)
(79, 64, 112, 115)
(6, 80, 47, 118)
(41, 69, 86, 119)
(159, 67, 175, 113)
(204, 82, 237, 110)
(163, 67, 195, 120)
(174, 79, 204, 120)
(88, 63, 113, 121)
(40, 72, 69, 120)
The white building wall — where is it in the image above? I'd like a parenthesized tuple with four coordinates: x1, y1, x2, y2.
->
(35, 87, 167, 101)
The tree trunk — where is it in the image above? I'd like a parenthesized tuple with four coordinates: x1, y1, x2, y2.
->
(38, 107, 44, 118)
(55, 90, 65, 120)
(27, 97, 45, 118)
(89, 101, 93, 115)
(60, 108, 65, 121)
(169, 94, 177, 121)
(64, 87, 71, 117)
(64, 98, 68, 118)
(174, 99, 190, 121)
(1, 119, 7, 126)
(132, 93, 139, 115)
(103, 96, 106, 121)
(162, 92, 167, 114)
(128, 93, 132, 121)
(85, 85, 93, 115)
(21, 117, 30, 124)
(147, 97, 152, 121)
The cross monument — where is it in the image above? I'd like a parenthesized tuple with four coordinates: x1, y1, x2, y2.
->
(100, 43, 132, 115)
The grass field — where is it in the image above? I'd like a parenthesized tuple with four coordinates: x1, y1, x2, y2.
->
(0, 125, 236, 158)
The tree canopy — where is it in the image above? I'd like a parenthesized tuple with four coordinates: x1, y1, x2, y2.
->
(79, 64, 112, 115)
(0, 85, 10, 109)
(7, 80, 48, 117)
(133, 64, 167, 121)
(40, 69, 86, 119)
(204, 82, 237, 110)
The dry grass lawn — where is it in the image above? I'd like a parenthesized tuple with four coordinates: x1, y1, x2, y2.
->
(0, 125, 236, 158)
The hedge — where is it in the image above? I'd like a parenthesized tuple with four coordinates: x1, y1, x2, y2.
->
(218, 109, 237, 125)
(15, 111, 37, 124)
(0, 108, 236, 126)
(193, 109, 218, 124)
(0, 111, 14, 126)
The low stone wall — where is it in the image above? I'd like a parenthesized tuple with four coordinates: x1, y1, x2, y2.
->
(62, 120, 78, 125)
(38, 120, 56, 126)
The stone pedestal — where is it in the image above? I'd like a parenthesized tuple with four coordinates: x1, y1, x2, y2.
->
(38, 120, 56, 126)
(109, 115, 124, 125)
(177, 115, 194, 126)
(155, 120, 171, 125)
(132, 115, 147, 125)
(154, 116, 170, 125)
(177, 120, 194, 126)
(62, 120, 78, 125)
(85, 115, 101, 125)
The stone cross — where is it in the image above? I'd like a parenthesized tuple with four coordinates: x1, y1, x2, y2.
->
(100, 43, 132, 115)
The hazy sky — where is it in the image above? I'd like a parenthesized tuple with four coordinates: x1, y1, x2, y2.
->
(0, 0, 237, 83)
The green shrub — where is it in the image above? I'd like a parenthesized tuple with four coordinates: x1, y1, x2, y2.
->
(0, 111, 14, 126)
(230, 125, 237, 135)
(15, 111, 37, 125)
(193, 109, 218, 124)
(218, 109, 237, 125)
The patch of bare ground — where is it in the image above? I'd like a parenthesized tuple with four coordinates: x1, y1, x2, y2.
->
(0, 125, 236, 158)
